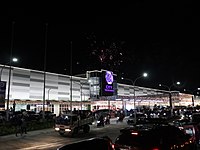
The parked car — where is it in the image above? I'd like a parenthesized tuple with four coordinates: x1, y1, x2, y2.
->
(115, 124, 196, 150)
(182, 123, 200, 146)
(93, 109, 115, 120)
(96, 112, 110, 127)
(127, 112, 147, 125)
(39, 111, 55, 119)
(57, 136, 115, 150)
(169, 118, 191, 127)
(26, 111, 40, 121)
(192, 113, 200, 123)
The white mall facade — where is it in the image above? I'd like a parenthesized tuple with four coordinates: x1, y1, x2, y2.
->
(0, 64, 198, 116)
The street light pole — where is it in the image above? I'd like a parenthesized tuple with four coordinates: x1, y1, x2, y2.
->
(133, 73, 148, 109)
(1, 59, 18, 121)
(80, 85, 82, 110)
(122, 72, 148, 124)
(6, 21, 15, 121)
(42, 23, 48, 120)
(159, 82, 180, 117)
(70, 41, 73, 114)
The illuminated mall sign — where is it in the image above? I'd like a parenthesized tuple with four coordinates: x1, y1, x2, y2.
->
(101, 70, 114, 96)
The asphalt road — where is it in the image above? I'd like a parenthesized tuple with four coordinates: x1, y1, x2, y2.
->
(0, 117, 128, 150)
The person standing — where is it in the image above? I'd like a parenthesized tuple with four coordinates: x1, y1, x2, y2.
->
(14, 114, 22, 137)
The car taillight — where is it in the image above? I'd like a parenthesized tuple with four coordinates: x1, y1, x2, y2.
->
(111, 144, 115, 149)
(152, 148, 160, 150)
(131, 132, 138, 135)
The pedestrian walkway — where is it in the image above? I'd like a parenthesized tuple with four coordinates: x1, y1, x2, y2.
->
(0, 128, 54, 141)
(0, 117, 128, 141)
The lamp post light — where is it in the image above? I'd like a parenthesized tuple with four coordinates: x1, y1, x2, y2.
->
(0, 58, 18, 81)
(6, 57, 18, 121)
(159, 81, 180, 117)
(121, 72, 148, 124)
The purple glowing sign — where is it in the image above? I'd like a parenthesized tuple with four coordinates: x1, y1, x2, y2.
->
(105, 71, 113, 84)
(104, 71, 114, 93)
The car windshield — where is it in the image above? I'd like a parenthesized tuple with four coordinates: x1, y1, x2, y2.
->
(56, 115, 78, 125)
(184, 127, 194, 136)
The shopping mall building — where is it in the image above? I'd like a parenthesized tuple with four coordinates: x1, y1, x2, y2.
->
(0, 64, 198, 116)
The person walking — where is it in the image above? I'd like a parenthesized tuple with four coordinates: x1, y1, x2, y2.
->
(21, 115, 27, 135)
(14, 114, 22, 137)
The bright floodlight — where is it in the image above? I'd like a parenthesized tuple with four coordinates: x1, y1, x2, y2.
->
(143, 73, 148, 77)
(176, 81, 180, 85)
(12, 58, 18, 62)
(159, 84, 162, 86)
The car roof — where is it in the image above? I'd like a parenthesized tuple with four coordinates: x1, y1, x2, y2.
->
(115, 124, 191, 149)
(120, 123, 173, 134)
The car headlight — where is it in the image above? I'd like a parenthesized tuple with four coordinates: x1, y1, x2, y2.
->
(55, 127, 60, 131)
(65, 129, 71, 132)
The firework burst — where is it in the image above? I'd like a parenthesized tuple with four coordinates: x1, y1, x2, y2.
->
(85, 33, 125, 72)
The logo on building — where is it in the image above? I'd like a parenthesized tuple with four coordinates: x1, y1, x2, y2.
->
(105, 71, 113, 84)
(101, 70, 114, 96)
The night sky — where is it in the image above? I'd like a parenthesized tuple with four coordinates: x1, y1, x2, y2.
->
(0, 2, 199, 93)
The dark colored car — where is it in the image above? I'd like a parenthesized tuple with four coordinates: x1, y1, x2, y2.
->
(93, 109, 115, 119)
(115, 124, 196, 150)
(97, 112, 110, 127)
(169, 118, 191, 128)
(39, 111, 55, 119)
(26, 111, 40, 121)
(57, 136, 115, 150)
(127, 112, 147, 125)
(182, 123, 200, 146)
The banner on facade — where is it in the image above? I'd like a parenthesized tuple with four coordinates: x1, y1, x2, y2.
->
(0, 81, 6, 109)
(100, 70, 114, 96)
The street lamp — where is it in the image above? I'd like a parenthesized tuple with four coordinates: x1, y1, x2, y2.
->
(0, 58, 18, 81)
(121, 72, 148, 124)
(6, 57, 18, 121)
(159, 81, 180, 117)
